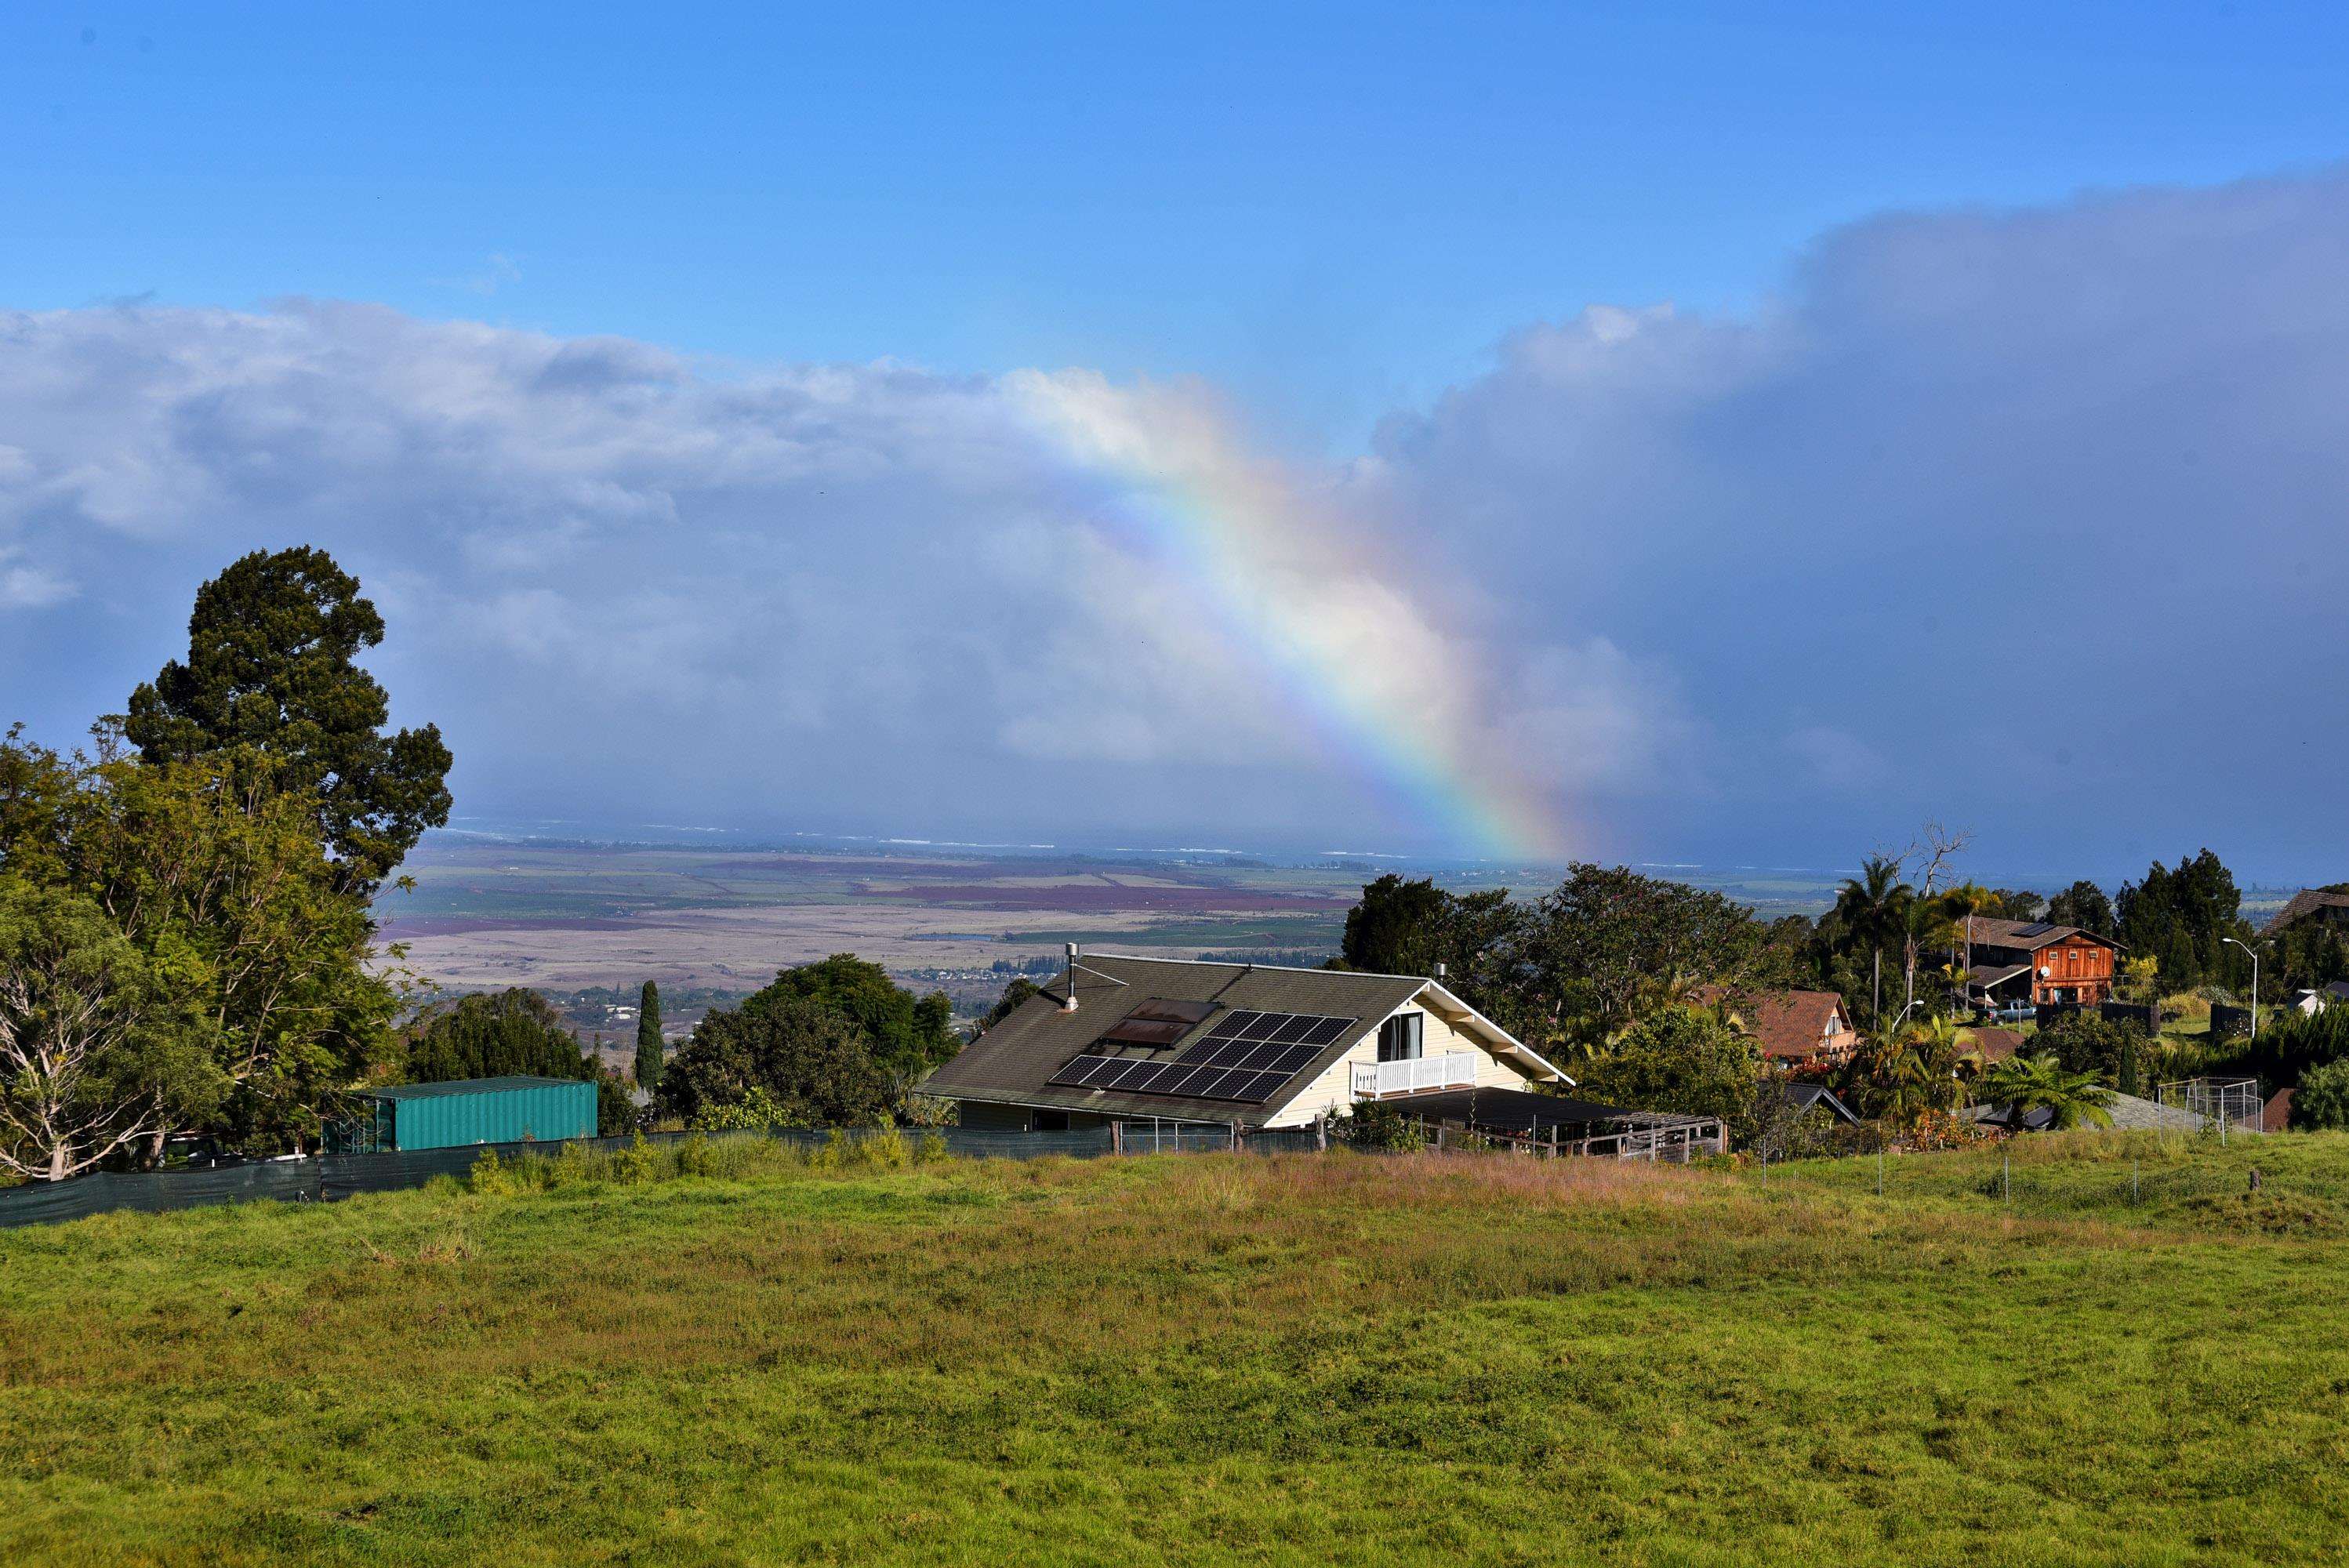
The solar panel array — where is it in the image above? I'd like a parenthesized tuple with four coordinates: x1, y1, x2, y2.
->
(1046, 1007, 1357, 1105)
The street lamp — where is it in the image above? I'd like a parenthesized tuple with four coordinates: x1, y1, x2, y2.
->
(2221, 936, 2260, 1039)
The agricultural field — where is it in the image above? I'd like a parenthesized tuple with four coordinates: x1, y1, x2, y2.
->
(373, 837, 1881, 1004)
(376, 839, 1373, 995)
(5, 1133, 2347, 1565)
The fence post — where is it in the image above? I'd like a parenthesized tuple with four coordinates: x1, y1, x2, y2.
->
(1316, 1114, 1327, 1152)
(1111, 1120, 1124, 1156)
(1229, 1122, 1240, 1154)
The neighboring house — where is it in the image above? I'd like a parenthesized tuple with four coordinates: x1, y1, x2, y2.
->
(2263, 1087, 2296, 1134)
(920, 950, 1570, 1132)
(1968, 1026, 2027, 1065)
(1700, 988, 1861, 1065)
(1775, 1082, 1861, 1126)
(2264, 888, 2349, 939)
(2284, 986, 2349, 1017)
(1955, 917, 2122, 1008)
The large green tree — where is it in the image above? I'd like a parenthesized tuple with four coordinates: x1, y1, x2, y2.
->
(1845, 1015, 1980, 1125)
(1, 731, 395, 1156)
(653, 996, 894, 1128)
(1525, 864, 1766, 1050)
(1338, 875, 1532, 1032)
(745, 954, 955, 1086)
(122, 546, 452, 897)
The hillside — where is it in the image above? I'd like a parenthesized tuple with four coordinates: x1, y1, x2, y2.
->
(4, 1138, 2347, 1565)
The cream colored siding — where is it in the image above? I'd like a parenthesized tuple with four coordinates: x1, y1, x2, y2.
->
(1264, 987, 1545, 1127)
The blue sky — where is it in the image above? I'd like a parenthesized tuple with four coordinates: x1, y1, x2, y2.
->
(9, 4, 2349, 884)
(14, 3, 2349, 447)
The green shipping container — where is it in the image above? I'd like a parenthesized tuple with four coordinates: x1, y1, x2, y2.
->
(345, 1076, 598, 1152)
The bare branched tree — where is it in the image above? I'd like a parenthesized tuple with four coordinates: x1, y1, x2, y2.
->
(0, 887, 176, 1181)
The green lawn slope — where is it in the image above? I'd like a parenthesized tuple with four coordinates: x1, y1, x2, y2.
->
(4, 1137, 2347, 1566)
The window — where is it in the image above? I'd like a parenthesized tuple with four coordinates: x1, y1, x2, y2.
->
(1377, 1012, 1424, 1062)
(1030, 1109, 1070, 1132)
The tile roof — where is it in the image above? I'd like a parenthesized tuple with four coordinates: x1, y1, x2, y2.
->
(920, 954, 1441, 1127)
(2263, 1087, 2296, 1134)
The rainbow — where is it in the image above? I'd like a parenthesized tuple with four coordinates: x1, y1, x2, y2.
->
(1006, 371, 1571, 862)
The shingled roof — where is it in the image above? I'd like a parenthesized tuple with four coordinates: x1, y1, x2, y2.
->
(920, 953, 1548, 1127)
(2264, 889, 2349, 936)
(1741, 990, 1853, 1061)
(1959, 916, 2118, 953)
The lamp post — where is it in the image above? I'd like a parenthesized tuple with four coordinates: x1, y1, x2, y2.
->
(2222, 936, 2260, 1039)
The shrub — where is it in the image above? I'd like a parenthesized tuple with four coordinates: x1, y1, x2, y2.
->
(2209, 1004, 2349, 1091)
(1581, 1007, 1764, 1144)
(2291, 1058, 2349, 1131)
(1334, 1099, 1425, 1152)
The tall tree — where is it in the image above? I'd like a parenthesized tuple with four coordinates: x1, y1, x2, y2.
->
(2116, 850, 2247, 993)
(1985, 888, 2045, 921)
(2046, 880, 2115, 938)
(1832, 855, 1912, 1024)
(1525, 864, 1762, 1050)
(122, 547, 452, 896)
(1847, 1014, 1980, 1124)
(1338, 876, 1532, 1032)
(635, 981, 664, 1094)
(974, 977, 1041, 1036)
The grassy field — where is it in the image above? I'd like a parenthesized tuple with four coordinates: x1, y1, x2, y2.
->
(5, 1138, 2349, 1566)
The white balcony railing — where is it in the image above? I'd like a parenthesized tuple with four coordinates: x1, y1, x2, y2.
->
(1352, 1051, 1479, 1099)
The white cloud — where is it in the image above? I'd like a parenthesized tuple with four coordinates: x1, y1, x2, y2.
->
(0, 299, 1676, 853)
(13, 165, 2349, 869)
(0, 549, 74, 610)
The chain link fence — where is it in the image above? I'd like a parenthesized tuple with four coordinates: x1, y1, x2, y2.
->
(1766, 1130, 2349, 1221)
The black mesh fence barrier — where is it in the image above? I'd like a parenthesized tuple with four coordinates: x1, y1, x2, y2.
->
(0, 1119, 1332, 1229)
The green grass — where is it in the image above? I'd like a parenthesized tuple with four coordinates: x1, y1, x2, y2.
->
(7, 1139, 2349, 1566)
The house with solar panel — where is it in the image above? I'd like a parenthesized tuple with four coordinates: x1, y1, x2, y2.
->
(1951, 916, 2122, 1010)
(920, 947, 1574, 1133)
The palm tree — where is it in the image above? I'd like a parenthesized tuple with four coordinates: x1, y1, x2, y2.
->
(1939, 883, 1999, 1008)
(1834, 856, 1913, 1025)
(1979, 1054, 2115, 1131)
(1855, 1014, 1980, 1125)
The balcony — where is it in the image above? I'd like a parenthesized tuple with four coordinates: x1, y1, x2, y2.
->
(1352, 1052, 1479, 1099)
